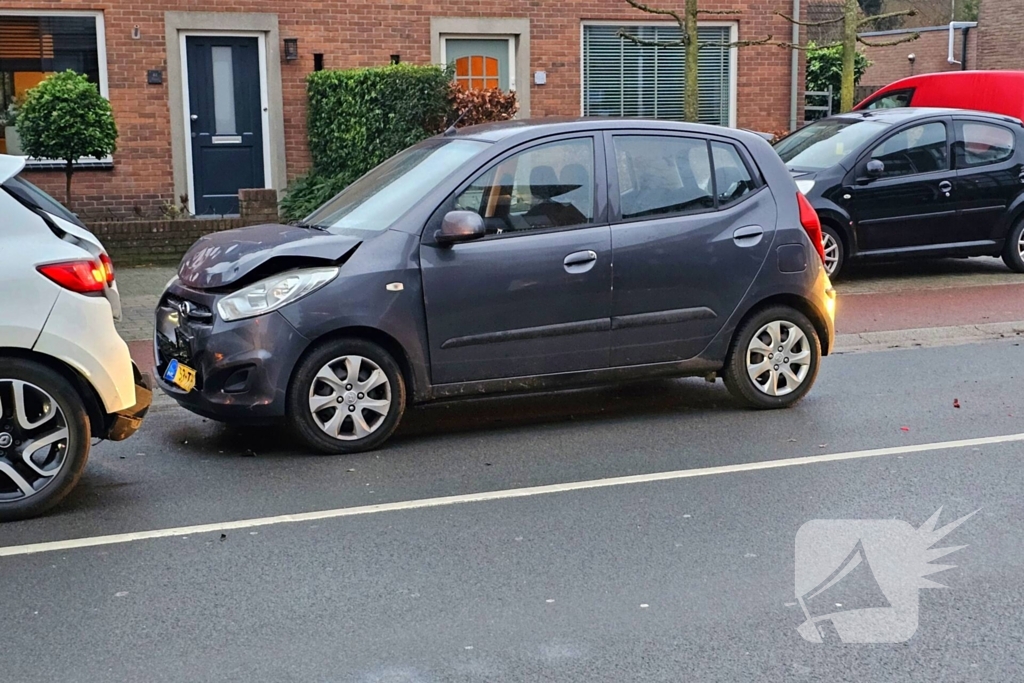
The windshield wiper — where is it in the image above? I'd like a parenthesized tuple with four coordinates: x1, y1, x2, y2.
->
(294, 221, 329, 231)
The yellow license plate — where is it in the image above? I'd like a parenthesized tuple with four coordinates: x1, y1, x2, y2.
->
(163, 359, 197, 392)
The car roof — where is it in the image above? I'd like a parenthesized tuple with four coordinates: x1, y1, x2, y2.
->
(449, 117, 763, 144)
(822, 107, 1022, 126)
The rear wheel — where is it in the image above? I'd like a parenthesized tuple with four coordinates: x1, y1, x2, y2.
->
(821, 224, 844, 278)
(0, 358, 91, 522)
(724, 306, 821, 409)
(1002, 218, 1024, 273)
(287, 338, 406, 454)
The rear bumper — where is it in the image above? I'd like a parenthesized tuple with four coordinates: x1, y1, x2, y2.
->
(100, 363, 152, 441)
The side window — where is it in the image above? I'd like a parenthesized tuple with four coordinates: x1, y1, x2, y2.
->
(613, 135, 714, 220)
(864, 89, 913, 110)
(869, 122, 948, 178)
(956, 122, 1015, 168)
(453, 138, 595, 233)
(711, 142, 757, 206)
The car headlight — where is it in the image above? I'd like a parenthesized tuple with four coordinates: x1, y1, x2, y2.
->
(795, 179, 816, 195)
(216, 267, 339, 321)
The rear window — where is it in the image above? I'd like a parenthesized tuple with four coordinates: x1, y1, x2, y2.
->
(956, 121, 1016, 168)
(2, 175, 85, 228)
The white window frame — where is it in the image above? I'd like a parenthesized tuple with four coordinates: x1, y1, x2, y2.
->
(179, 30, 273, 216)
(579, 20, 738, 129)
(439, 35, 517, 93)
(0, 9, 110, 168)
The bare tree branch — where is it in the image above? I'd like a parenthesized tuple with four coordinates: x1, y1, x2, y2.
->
(857, 32, 920, 47)
(697, 9, 742, 14)
(617, 28, 688, 48)
(699, 35, 774, 50)
(624, 0, 686, 27)
(772, 40, 842, 51)
(857, 9, 917, 26)
(774, 11, 844, 27)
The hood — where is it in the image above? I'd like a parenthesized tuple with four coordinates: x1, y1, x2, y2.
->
(0, 154, 26, 184)
(178, 223, 363, 290)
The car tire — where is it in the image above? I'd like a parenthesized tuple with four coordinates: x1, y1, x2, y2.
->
(287, 338, 407, 454)
(0, 358, 91, 522)
(821, 224, 844, 278)
(723, 306, 822, 410)
(1002, 218, 1024, 273)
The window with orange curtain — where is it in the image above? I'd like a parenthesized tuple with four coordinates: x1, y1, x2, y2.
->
(454, 56, 499, 91)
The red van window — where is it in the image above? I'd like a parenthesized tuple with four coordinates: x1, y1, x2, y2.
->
(864, 89, 914, 110)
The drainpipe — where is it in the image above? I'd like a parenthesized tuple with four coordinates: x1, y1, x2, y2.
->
(947, 21, 977, 68)
(789, 0, 800, 131)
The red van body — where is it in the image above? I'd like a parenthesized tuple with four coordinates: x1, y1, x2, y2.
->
(854, 71, 1024, 120)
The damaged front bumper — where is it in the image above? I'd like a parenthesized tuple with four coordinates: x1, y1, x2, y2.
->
(101, 362, 153, 441)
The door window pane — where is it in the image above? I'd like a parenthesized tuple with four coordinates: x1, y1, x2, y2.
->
(454, 138, 594, 233)
(711, 141, 757, 206)
(869, 122, 948, 178)
(211, 46, 236, 135)
(958, 122, 1015, 167)
(613, 136, 714, 219)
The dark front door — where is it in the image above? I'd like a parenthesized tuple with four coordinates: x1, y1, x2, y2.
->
(607, 133, 774, 366)
(186, 36, 265, 215)
(845, 120, 957, 252)
(953, 118, 1024, 245)
(420, 136, 612, 385)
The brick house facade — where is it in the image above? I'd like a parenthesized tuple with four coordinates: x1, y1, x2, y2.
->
(858, 25, 979, 89)
(1, 2, 804, 218)
(977, 0, 1024, 69)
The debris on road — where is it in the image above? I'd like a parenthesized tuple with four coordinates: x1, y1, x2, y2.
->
(954, 398, 961, 409)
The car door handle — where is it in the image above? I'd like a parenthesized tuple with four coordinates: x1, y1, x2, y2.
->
(563, 250, 597, 273)
(1018, 171, 1024, 185)
(938, 180, 953, 195)
(732, 225, 764, 247)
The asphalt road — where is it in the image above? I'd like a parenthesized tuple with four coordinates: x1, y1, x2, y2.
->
(2, 340, 1023, 681)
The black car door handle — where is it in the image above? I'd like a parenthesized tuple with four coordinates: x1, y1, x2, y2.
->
(938, 180, 953, 195)
(1018, 171, 1024, 185)
(564, 250, 597, 273)
(732, 225, 764, 247)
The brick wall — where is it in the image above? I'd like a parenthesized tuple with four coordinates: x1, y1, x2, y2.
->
(8, 1, 804, 216)
(859, 27, 978, 88)
(977, 0, 1024, 70)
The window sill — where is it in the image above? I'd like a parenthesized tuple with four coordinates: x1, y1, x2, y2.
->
(20, 156, 114, 171)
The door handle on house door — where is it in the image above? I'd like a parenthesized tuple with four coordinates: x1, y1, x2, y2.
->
(938, 180, 952, 196)
(563, 250, 597, 274)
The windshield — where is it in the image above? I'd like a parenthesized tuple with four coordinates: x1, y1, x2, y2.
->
(774, 119, 890, 171)
(305, 139, 489, 232)
(2, 174, 86, 228)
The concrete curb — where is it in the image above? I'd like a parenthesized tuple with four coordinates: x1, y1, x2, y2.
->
(835, 321, 1024, 354)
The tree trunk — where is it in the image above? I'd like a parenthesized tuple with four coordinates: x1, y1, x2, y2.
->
(684, 0, 700, 122)
(64, 160, 73, 207)
(840, 0, 859, 112)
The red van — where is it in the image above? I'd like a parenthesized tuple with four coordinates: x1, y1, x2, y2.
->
(854, 71, 1024, 120)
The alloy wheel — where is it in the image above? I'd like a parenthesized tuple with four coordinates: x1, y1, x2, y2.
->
(308, 355, 392, 441)
(0, 380, 71, 503)
(1018, 230, 1024, 260)
(822, 232, 840, 275)
(745, 321, 811, 397)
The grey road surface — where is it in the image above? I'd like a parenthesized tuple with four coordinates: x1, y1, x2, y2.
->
(2, 341, 1023, 682)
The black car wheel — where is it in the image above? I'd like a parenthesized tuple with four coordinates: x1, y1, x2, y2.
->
(1002, 218, 1024, 273)
(724, 306, 822, 410)
(821, 225, 844, 278)
(287, 338, 406, 454)
(0, 358, 91, 522)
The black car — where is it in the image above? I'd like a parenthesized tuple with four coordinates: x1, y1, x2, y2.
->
(774, 108, 1024, 277)
(157, 118, 835, 453)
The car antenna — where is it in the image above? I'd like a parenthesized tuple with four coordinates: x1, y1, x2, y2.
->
(443, 104, 473, 136)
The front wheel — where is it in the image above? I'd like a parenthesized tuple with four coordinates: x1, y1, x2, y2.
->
(724, 306, 822, 409)
(287, 338, 407, 454)
(1002, 218, 1024, 273)
(821, 225, 844, 278)
(0, 359, 91, 522)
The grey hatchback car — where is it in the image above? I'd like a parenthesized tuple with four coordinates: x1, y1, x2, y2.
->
(156, 119, 836, 453)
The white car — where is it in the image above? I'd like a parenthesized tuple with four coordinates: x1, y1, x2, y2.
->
(0, 154, 151, 521)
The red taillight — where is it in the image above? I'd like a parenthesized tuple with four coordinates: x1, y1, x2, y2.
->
(37, 260, 107, 294)
(797, 192, 826, 263)
(99, 252, 115, 284)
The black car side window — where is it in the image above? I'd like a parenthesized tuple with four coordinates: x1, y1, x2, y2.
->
(711, 141, 757, 207)
(868, 122, 948, 178)
(613, 135, 714, 220)
(453, 138, 595, 234)
(955, 122, 1015, 168)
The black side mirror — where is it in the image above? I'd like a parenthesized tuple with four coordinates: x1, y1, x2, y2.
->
(435, 211, 486, 246)
(865, 159, 885, 179)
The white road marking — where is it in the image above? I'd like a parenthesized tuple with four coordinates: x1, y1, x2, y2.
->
(3, 431, 1023, 559)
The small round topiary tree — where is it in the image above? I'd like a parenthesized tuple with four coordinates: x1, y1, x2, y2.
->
(16, 70, 118, 205)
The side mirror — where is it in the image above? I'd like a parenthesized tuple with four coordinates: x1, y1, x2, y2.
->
(865, 159, 885, 179)
(435, 211, 486, 246)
